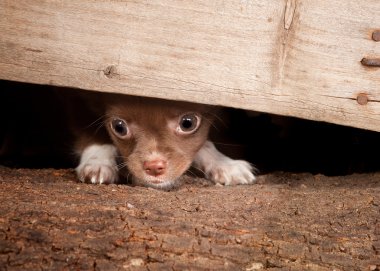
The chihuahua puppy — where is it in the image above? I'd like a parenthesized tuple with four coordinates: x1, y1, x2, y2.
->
(71, 93, 255, 189)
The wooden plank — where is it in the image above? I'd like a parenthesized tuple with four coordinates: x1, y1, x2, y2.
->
(0, 0, 379, 131)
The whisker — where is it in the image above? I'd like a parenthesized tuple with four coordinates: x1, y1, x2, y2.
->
(190, 165, 206, 177)
(85, 115, 108, 129)
(186, 168, 198, 178)
(210, 141, 245, 148)
(202, 117, 219, 131)
(95, 119, 108, 134)
(126, 172, 132, 183)
(206, 111, 228, 129)
(88, 113, 115, 134)
(116, 162, 128, 170)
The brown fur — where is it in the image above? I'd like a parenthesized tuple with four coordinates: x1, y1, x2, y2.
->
(106, 95, 214, 185)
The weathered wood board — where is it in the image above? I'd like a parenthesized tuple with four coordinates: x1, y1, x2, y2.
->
(0, 0, 379, 131)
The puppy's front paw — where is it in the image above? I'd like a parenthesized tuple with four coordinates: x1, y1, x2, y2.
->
(77, 163, 118, 184)
(194, 141, 256, 186)
(76, 144, 118, 184)
(205, 158, 256, 186)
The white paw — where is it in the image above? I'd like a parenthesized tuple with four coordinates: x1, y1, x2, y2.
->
(193, 141, 256, 186)
(76, 144, 118, 184)
(77, 163, 118, 184)
(205, 158, 256, 186)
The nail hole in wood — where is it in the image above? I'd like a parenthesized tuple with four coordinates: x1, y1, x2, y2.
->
(372, 30, 380, 42)
(361, 58, 380, 67)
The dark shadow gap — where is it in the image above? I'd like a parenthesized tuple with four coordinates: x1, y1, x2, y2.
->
(1, 80, 380, 176)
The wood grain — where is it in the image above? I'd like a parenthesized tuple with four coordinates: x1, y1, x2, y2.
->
(0, 0, 379, 131)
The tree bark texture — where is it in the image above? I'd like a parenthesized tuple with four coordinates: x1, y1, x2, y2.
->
(0, 167, 379, 270)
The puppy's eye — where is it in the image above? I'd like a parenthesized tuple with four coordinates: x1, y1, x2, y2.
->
(110, 118, 129, 138)
(177, 113, 201, 134)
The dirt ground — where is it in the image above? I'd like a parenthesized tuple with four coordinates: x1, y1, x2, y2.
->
(0, 166, 379, 271)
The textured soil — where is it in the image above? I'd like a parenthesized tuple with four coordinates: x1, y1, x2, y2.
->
(1, 166, 379, 271)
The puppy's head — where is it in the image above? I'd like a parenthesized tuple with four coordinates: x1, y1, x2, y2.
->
(105, 95, 214, 189)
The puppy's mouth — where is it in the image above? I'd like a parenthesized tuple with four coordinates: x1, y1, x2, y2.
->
(131, 175, 178, 190)
(150, 179, 165, 184)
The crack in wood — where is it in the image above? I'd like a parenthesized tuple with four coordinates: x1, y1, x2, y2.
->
(284, 0, 297, 30)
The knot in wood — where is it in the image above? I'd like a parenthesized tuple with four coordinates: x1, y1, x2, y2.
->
(103, 65, 118, 78)
(356, 93, 368, 105)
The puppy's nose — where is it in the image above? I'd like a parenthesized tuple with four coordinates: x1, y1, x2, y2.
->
(143, 159, 167, 176)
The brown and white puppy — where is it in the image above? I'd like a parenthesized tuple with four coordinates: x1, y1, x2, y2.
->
(73, 93, 255, 189)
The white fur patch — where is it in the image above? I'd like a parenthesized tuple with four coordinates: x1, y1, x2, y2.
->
(193, 141, 256, 186)
(76, 144, 118, 184)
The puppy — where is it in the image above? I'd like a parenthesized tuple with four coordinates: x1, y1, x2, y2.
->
(71, 93, 255, 189)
